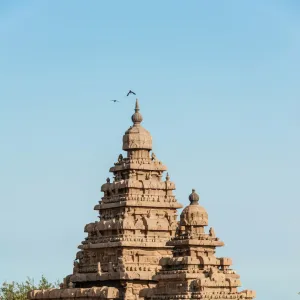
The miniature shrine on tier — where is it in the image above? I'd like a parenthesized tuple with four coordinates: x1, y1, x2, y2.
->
(28, 100, 255, 300)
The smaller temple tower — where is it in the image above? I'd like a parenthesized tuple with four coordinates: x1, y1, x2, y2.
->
(141, 190, 256, 300)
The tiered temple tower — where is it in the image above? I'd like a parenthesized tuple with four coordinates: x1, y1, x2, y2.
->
(141, 190, 255, 300)
(68, 99, 182, 299)
(28, 100, 255, 300)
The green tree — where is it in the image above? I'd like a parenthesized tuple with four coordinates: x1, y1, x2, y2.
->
(0, 275, 60, 300)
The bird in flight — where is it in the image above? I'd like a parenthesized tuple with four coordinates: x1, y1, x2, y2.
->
(127, 90, 136, 96)
(110, 100, 120, 103)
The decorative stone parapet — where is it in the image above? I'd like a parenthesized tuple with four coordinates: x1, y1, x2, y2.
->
(28, 287, 119, 299)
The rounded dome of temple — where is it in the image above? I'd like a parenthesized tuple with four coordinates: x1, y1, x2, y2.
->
(180, 189, 208, 226)
(122, 99, 152, 151)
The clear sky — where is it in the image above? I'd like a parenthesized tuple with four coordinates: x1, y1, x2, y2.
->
(0, 1, 299, 299)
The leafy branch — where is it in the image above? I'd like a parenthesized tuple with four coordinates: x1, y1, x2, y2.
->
(0, 275, 60, 300)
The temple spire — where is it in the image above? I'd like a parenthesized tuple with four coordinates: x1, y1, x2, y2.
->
(131, 99, 143, 125)
(135, 98, 140, 111)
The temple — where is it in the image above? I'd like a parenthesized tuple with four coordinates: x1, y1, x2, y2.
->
(28, 100, 255, 300)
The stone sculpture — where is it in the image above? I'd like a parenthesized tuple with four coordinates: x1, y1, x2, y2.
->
(114, 155, 123, 166)
(209, 227, 216, 238)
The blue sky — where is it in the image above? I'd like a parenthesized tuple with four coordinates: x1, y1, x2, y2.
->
(0, 1, 299, 299)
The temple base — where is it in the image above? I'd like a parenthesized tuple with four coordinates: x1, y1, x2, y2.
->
(27, 287, 119, 300)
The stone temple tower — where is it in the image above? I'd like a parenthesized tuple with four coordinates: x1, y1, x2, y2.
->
(141, 189, 256, 300)
(68, 99, 181, 299)
(28, 100, 255, 300)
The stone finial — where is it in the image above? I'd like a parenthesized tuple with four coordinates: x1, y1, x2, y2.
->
(106, 177, 110, 183)
(189, 189, 200, 205)
(123, 99, 153, 150)
(131, 99, 143, 125)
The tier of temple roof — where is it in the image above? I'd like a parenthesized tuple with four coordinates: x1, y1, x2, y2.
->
(109, 153, 167, 173)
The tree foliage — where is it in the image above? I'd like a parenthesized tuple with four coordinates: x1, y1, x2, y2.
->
(0, 275, 60, 300)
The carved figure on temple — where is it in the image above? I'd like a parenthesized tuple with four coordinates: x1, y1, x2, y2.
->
(165, 172, 170, 181)
(208, 267, 214, 279)
(97, 261, 102, 275)
(129, 169, 136, 179)
(73, 260, 79, 274)
(209, 227, 216, 238)
(168, 219, 177, 231)
(118, 257, 126, 272)
(118, 154, 123, 163)
(134, 215, 145, 230)
(151, 152, 156, 161)
(75, 251, 84, 261)
(84, 222, 95, 234)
